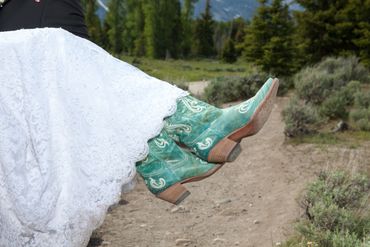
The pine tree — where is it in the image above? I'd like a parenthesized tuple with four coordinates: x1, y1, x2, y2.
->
(194, 0, 215, 57)
(243, 0, 295, 76)
(133, 1, 146, 56)
(346, 0, 370, 67)
(230, 17, 248, 56)
(261, 0, 295, 76)
(81, 0, 102, 45)
(213, 21, 230, 58)
(295, 0, 353, 63)
(143, 0, 182, 59)
(105, 0, 126, 55)
(143, 1, 158, 58)
(100, 19, 111, 51)
(123, 0, 145, 56)
(181, 0, 197, 57)
(243, 0, 270, 64)
(222, 38, 237, 63)
(161, 0, 183, 59)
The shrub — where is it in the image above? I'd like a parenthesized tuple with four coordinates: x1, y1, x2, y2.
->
(319, 81, 361, 119)
(282, 97, 321, 137)
(319, 91, 349, 119)
(350, 108, 370, 131)
(283, 171, 370, 247)
(315, 57, 369, 83)
(303, 171, 369, 213)
(276, 76, 294, 96)
(203, 72, 268, 105)
(350, 91, 370, 131)
(284, 57, 370, 137)
(294, 57, 369, 105)
(354, 91, 370, 108)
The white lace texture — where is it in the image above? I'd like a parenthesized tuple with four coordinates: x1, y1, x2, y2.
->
(0, 28, 187, 247)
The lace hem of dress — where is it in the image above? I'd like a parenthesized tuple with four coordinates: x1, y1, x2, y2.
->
(0, 28, 189, 247)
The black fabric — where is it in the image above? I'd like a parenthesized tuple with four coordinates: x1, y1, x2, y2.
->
(0, 0, 89, 39)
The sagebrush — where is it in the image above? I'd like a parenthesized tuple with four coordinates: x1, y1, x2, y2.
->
(283, 170, 370, 247)
(283, 57, 370, 137)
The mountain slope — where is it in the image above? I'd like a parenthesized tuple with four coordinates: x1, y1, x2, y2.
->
(193, 0, 300, 21)
(97, 0, 301, 22)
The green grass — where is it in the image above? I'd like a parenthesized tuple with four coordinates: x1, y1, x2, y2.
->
(120, 56, 253, 83)
(287, 131, 370, 148)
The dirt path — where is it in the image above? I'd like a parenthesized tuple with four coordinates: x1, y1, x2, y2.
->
(90, 96, 370, 247)
(187, 81, 210, 97)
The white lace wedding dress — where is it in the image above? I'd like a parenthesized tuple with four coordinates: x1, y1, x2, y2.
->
(0, 28, 187, 247)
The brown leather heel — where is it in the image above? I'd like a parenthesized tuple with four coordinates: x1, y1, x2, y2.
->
(157, 183, 191, 205)
(207, 138, 241, 163)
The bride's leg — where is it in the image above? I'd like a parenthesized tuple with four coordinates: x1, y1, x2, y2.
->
(136, 131, 221, 204)
(164, 78, 279, 163)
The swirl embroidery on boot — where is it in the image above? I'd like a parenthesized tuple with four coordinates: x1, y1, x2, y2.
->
(181, 98, 206, 113)
(149, 178, 166, 189)
(238, 100, 253, 114)
(197, 137, 213, 150)
(165, 123, 192, 134)
(154, 138, 169, 148)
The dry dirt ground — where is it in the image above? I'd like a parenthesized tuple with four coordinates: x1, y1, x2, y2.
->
(89, 95, 370, 247)
(187, 81, 210, 97)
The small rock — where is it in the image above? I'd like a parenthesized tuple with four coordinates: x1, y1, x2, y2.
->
(234, 241, 240, 246)
(253, 220, 260, 224)
(140, 224, 147, 228)
(87, 237, 103, 247)
(213, 237, 226, 244)
(276, 242, 282, 246)
(249, 203, 253, 207)
(118, 199, 129, 205)
(333, 120, 349, 132)
(107, 204, 119, 213)
(175, 239, 192, 246)
(171, 205, 185, 213)
(215, 198, 232, 207)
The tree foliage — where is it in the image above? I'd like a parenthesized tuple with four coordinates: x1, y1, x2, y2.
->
(181, 0, 197, 57)
(193, 0, 215, 57)
(243, 0, 295, 76)
(221, 38, 237, 63)
(295, 0, 370, 67)
(143, 0, 182, 59)
(82, 0, 370, 70)
(81, 0, 102, 45)
(105, 0, 126, 54)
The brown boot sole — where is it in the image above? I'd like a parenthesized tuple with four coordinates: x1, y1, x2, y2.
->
(208, 78, 279, 163)
(157, 164, 222, 205)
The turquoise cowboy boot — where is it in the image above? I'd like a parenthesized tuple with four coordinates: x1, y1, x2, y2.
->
(136, 131, 221, 204)
(164, 78, 279, 163)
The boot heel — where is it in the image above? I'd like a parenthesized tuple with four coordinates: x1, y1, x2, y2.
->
(208, 138, 241, 163)
(157, 183, 190, 205)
